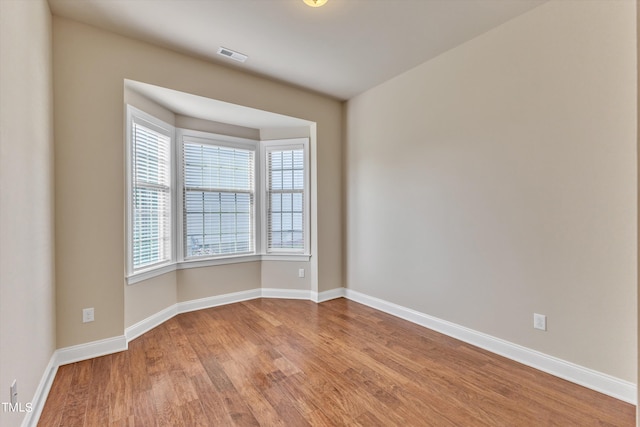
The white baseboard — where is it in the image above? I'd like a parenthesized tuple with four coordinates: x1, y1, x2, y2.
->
(125, 304, 178, 342)
(55, 335, 128, 366)
(313, 287, 346, 303)
(176, 288, 261, 314)
(128, 287, 342, 346)
(22, 354, 58, 427)
(261, 288, 311, 299)
(344, 288, 636, 405)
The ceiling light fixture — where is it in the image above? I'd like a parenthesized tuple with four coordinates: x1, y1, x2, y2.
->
(303, 0, 328, 7)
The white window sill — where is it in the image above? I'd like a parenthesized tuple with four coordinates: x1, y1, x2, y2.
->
(126, 253, 311, 285)
(127, 263, 177, 285)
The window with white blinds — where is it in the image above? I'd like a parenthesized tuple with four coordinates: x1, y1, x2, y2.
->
(129, 110, 173, 272)
(264, 139, 309, 254)
(126, 105, 311, 283)
(182, 140, 255, 258)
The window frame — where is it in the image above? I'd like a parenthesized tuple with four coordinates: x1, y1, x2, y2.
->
(176, 128, 261, 263)
(261, 138, 311, 256)
(125, 105, 176, 279)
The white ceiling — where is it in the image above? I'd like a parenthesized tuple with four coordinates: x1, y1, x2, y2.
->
(49, 0, 546, 101)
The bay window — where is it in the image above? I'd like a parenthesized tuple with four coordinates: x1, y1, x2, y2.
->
(126, 107, 310, 284)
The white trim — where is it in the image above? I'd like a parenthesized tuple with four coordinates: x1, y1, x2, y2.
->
(260, 138, 311, 256)
(176, 289, 262, 314)
(179, 128, 259, 147)
(125, 304, 178, 342)
(343, 288, 637, 405)
(312, 287, 346, 303)
(125, 105, 176, 278)
(261, 254, 311, 262)
(261, 288, 311, 299)
(128, 287, 334, 344)
(177, 255, 262, 270)
(21, 354, 58, 427)
(127, 263, 177, 285)
(54, 335, 128, 366)
(309, 124, 319, 301)
(176, 129, 260, 263)
(128, 254, 310, 285)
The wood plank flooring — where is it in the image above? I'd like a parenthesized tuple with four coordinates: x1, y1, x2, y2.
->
(39, 298, 635, 426)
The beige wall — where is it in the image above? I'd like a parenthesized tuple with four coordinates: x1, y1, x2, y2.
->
(125, 272, 177, 328)
(261, 261, 311, 290)
(125, 90, 176, 125)
(53, 17, 343, 347)
(0, 0, 56, 425)
(177, 263, 260, 302)
(346, 0, 637, 382)
(176, 115, 259, 140)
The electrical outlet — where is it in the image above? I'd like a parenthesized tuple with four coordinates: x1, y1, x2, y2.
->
(298, 268, 305, 278)
(533, 313, 547, 331)
(83, 307, 95, 323)
(10, 380, 17, 405)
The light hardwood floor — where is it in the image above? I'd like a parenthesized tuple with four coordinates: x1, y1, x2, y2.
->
(39, 298, 634, 426)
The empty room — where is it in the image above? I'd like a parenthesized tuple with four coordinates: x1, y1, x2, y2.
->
(0, 0, 637, 425)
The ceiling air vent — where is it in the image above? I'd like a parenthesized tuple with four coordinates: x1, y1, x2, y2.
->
(217, 47, 248, 63)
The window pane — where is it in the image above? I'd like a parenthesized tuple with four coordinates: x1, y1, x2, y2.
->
(271, 151, 282, 170)
(184, 192, 201, 211)
(203, 192, 220, 213)
(293, 213, 303, 230)
(237, 214, 251, 233)
(293, 169, 304, 190)
(186, 211, 203, 235)
(220, 193, 236, 212)
(293, 193, 303, 212)
(237, 193, 251, 213)
(282, 151, 293, 169)
(272, 213, 282, 232)
(221, 213, 235, 233)
(293, 150, 304, 168)
(283, 170, 294, 190)
(271, 170, 282, 190)
(282, 213, 293, 231)
(271, 193, 281, 212)
(282, 193, 292, 212)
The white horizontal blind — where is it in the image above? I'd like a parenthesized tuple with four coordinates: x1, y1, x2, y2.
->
(183, 142, 255, 258)
(131, 121, 172, 270)
(267, 148, 304, 251)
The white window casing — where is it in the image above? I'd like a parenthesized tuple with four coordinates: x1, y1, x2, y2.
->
(126, 106, 175, 278)
(177, 129, 259, 262)
(261, 138, 310, 256)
